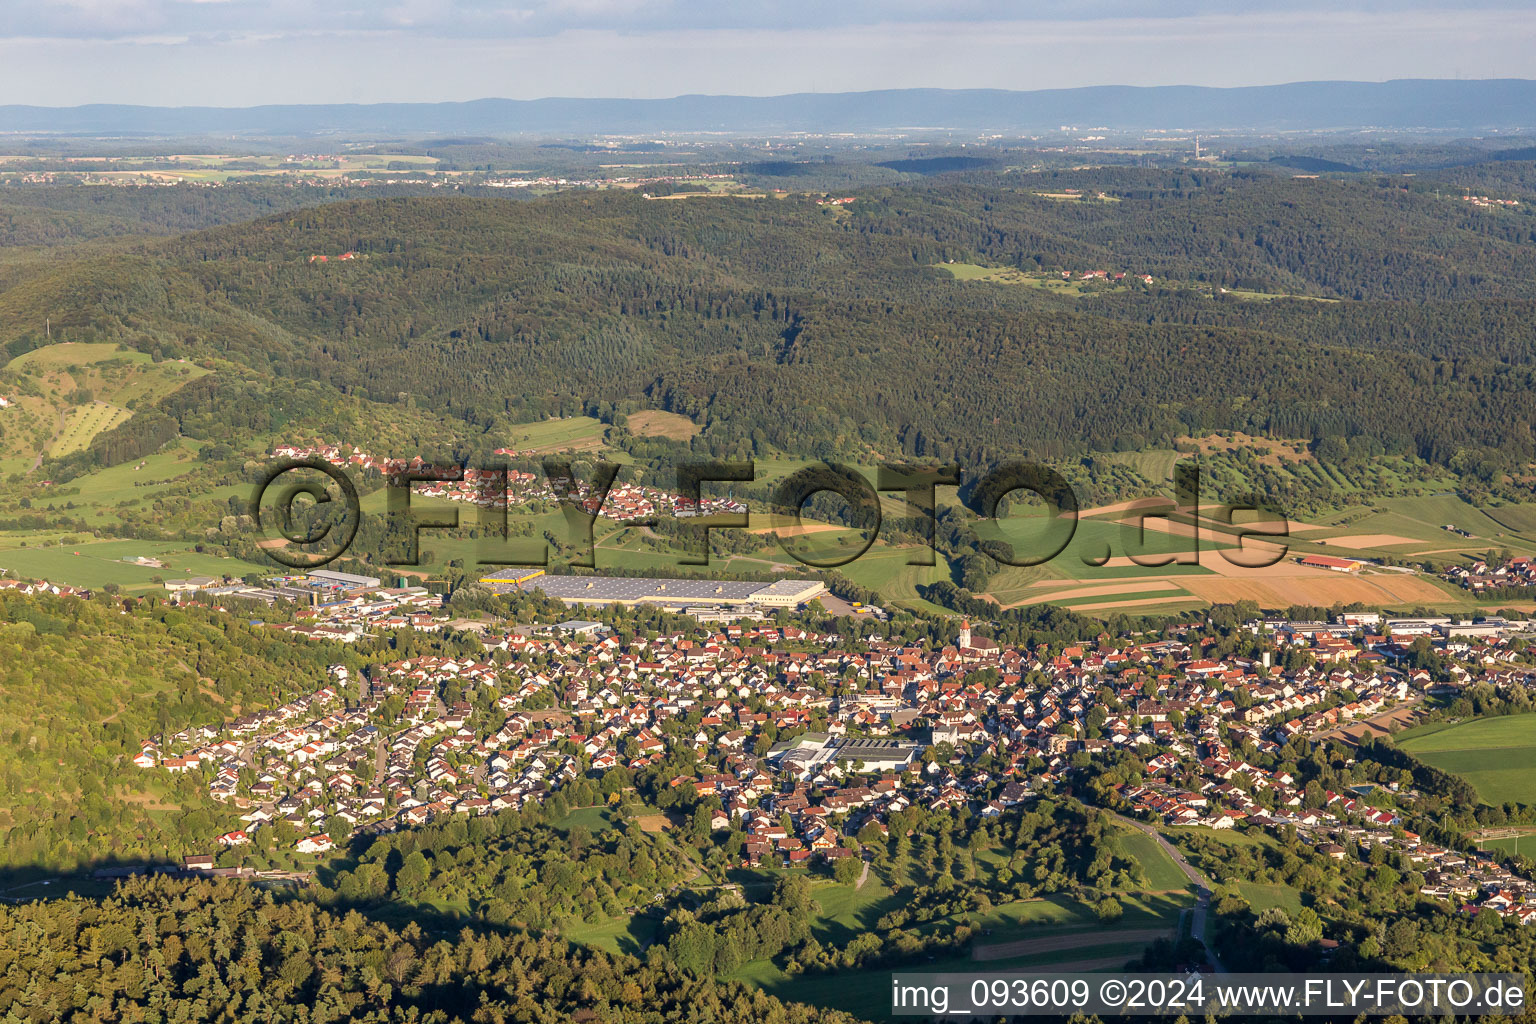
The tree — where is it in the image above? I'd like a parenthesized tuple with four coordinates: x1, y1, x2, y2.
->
(1284, 907, 1323, 946)
(396, 850, 430, 897)
(1382, 918, 1419, 960)
(326, 814, 350, 845)
(688, 806, 712, 844)
(772, 874, 814, 916)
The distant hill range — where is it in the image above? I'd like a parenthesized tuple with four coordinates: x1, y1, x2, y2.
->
(5, 79, 1536, 136)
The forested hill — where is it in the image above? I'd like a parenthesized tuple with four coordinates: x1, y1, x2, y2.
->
(4, 168, 1536, 478)
(4, 79, 1536, 133)
(0, 182, 453, 248)
(0, 877, 861, 1024)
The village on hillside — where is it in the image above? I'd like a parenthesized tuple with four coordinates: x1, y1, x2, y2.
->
(271, 441, 747, 521)
(115, 575, 1536, 924)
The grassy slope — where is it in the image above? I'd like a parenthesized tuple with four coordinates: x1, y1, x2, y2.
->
(729, 891, 1186, 1021)
(1397, 714, 1536, 806)
(0, 343, 208, 460)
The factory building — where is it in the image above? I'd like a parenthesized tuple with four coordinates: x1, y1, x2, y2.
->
(479, 570, 826, 614)
(767, 732, 922, 778)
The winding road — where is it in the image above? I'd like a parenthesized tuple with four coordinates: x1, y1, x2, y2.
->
(1112, 813, 1227, 973)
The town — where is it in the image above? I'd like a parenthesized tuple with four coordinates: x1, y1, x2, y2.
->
(271, 441, 747, 521)
(121, 572, 1536, 926)
(1445, 554, 1536, 593)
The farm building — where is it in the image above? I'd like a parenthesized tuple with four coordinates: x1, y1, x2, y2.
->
(1300, 554, 1362, 573)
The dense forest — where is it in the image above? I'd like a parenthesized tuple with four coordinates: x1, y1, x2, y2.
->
(0, 877, 860, 1024)
(0, 592, 372, 871)
(3, 165, 1536, 502)
(0, 182, 455, 247)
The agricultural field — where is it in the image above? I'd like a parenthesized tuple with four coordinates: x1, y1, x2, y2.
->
(973, 499, 1444, 614)
(0, 343, 207, 461)
(644, 188, 765, 201)
(1397, 714, 1536, 806)
(1485, 505, 1536, 536)
(811, 484, 1536, 617)
(1285, 495, 1536, 561)
(729, 892, 1185, 1021)
(58, 438, 214, 508)
(984, 508, 1229, 582)
(0, 151, 446, 185)
(1092, 448, 1182, 486)
(502, 416, 609, 453)
(626, 410, 699, 440)
(4, 379, 1530, 616)
(1234, 882, 1306, 915)
(0, 537, 268, 591)
(939, 262, 1121, 297)
(1031, 495, 1520, 614)
(835, 545, 953, 615)
(51, 402, 130, 456)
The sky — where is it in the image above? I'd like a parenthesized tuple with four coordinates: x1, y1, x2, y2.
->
(2, 1, 1535, 107)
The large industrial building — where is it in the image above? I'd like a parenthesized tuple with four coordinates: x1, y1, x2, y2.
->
(767, 733, 923, 777)
(478, 569, 826, 614)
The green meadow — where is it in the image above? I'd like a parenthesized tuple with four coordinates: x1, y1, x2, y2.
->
(0, 538, 268, 590)
(727, 891, 1186, 1021)
(1397, 714, 1536, 806)
(1112, 827, 1194, 892)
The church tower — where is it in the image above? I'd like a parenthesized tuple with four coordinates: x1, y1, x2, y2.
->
(959, 618, 972, 650)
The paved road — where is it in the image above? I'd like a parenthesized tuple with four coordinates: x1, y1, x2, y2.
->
(1112, 813, 1227, 973)
(855, 852, 871, 890)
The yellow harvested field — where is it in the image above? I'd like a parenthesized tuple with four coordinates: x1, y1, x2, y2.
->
(1314, 533, 1424, 549)
(753, 523, 843, 537)
(1076, 555, 1194, 571)
(635, 813, 677, 833)
(1019, 579, 1181, 603)
(1062, 549, 1286, 575)
(747, 515, 844, 537)
(1136, 514, 1289, 547)
(1014, 560, 1451, 612)
(627, 409, 699, 440)
(1178, 573, 1449, 607)
(1082, 499, 1324, 540)
(1079, 497, 1175, 518)
(1127, 521, 1291, 574)
(1063, 594, 1201, 612)
(1317, 701, 1428, 745)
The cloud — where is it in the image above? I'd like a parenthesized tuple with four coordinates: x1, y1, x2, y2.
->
(0, 6, 1533, 106)
(8, 0, 1535, 42)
